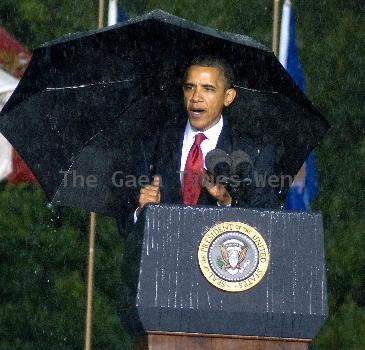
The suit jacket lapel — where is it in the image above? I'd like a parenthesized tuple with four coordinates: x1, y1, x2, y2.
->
(216, 116, 233, 154)
(158, 121, 185, 204)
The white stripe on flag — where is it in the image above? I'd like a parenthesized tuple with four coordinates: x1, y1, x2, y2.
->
(0, 68, 18, 94)
(108, 0, 118, 26)
(0, 69, 19, 181)
(0, 134, 12, 181)
(278, 0, 292, 67)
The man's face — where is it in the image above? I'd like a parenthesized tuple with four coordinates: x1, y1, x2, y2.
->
(183, 65, 236, 131)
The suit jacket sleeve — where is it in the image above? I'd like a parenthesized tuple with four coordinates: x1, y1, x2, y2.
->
(115, 135, 159, 237)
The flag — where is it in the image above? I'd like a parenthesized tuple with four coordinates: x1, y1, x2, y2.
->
(108, 0, 128, 26)
(279, 0, 318, 210)
(0, 26, 31, 78)
(0, 29, 36, 184)
(0, 68, 18, 180)
(0, 132, 12, 180)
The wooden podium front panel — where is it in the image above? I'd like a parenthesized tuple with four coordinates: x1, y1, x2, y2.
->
(134, 332, 310, 350)
(133, 205, 328, 339)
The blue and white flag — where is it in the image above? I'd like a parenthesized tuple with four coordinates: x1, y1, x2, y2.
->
(279, 0, 318, 210)
(108, 0, 128, 26)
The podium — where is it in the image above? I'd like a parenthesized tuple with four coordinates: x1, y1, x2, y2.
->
(120, 205, 328, 350)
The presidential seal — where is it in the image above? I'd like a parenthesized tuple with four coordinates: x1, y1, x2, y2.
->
(198, 221, 269, 292)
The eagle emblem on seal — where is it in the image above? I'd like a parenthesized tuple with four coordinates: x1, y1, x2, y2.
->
(219, 239, 250, 275)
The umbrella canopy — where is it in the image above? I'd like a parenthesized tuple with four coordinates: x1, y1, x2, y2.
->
(0, 9, 329, 216)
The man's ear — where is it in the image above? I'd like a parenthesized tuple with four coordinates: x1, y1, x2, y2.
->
(224, 88, 237, 107)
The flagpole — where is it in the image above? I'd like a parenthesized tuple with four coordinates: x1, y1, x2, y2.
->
(98, 0, 105, 28)
(272, 0, 280, 55)
(84, 212, 96, 350)
(84, 3, 104, 350)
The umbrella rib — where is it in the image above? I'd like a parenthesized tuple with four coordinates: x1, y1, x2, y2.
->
(46, 78, 136, 91)
(233, 84, 279, 94)
(50, 128, 119, 207)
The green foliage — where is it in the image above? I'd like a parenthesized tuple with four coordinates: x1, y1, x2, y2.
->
(293, 0, 365, 332)
(0, 185, 131, 349)
(296, 2, 365, 347)
(0, 0, 99, 49)
(121, 0, 274, 46)
(311, 297, 365, 350)
(0, 1, 364, 349)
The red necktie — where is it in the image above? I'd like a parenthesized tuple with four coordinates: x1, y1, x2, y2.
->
(182, 133, 207, 205)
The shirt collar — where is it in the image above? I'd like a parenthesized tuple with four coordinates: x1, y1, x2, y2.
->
(185, 115, 223, 141)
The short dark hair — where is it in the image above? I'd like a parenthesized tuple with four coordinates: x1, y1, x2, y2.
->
(184, 55, 235, 88)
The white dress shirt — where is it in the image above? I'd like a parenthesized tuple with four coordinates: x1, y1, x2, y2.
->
(179, 115, 224, 181)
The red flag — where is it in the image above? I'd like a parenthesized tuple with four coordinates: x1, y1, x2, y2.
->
(0, 26, 31, 78)
(6, 150, 37, 183)
(0, 27, 36, 184)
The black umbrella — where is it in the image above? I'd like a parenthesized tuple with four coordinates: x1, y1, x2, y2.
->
(0, 9, 330, 216)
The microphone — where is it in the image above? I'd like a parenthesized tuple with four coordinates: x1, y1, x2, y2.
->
(205, 149, 231, 185)
(206, 149, 253, 205)
(230, 150, 253, 186)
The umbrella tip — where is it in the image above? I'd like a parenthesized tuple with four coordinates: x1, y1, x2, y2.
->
(146, 8, 174, 20)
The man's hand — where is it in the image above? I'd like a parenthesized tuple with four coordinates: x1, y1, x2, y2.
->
(138, 175, 161, 212)
(203, 172, 232, 206)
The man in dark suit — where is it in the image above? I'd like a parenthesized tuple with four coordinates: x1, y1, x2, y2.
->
(117, 56, 280, 334)
(136, 55, 279, 218)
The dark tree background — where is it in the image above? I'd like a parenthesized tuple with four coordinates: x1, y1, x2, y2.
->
(0, 1, 364, 349)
